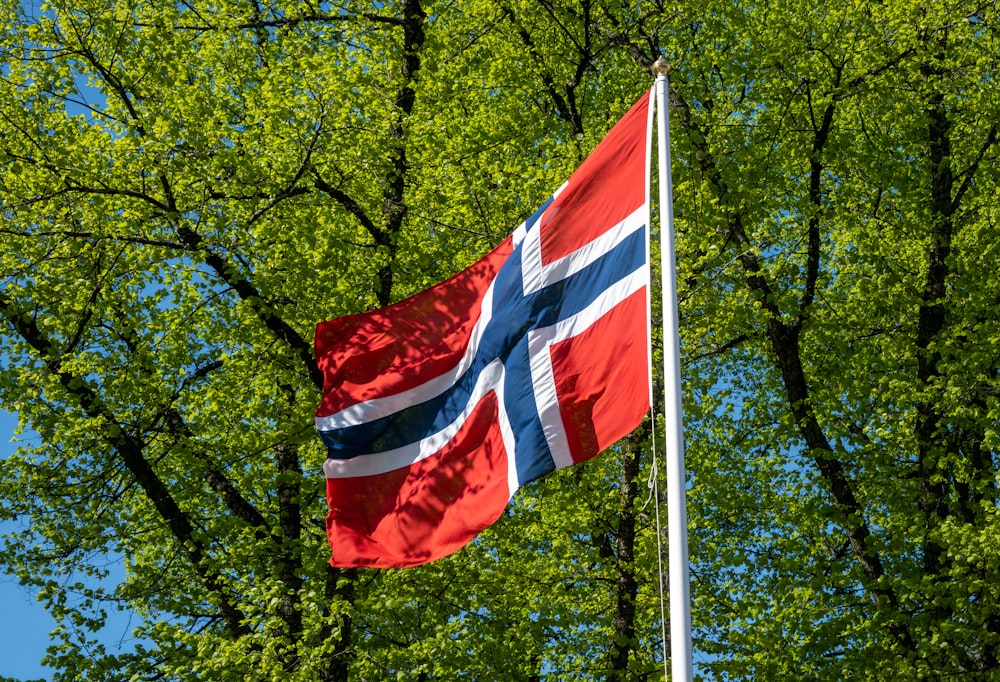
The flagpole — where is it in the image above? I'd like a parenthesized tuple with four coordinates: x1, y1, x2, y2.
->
(653, 57, 694, 682)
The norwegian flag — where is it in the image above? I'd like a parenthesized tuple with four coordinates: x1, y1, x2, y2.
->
(315, 92, 652, 568)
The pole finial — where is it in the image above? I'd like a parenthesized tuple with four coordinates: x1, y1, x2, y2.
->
(651, 56, 670, 77)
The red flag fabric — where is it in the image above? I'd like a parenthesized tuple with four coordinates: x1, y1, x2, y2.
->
(315, 91, 652, 568)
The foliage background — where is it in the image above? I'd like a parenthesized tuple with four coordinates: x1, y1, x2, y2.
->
(2, 0, 999, 680)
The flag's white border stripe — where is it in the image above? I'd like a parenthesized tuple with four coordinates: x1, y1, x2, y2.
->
(520, 206, 646, 296)
(526, 326, 568, 469)
(527, 263, 649, 470)
(324, 359, 507, 479)
(495, 375, 520, 498)
(511, 182, 566, 250)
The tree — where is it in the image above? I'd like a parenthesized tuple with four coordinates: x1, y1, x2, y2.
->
(2, 0, 999, 680)
(1, 0, 659, 679)
(659, 0, 1000, 677)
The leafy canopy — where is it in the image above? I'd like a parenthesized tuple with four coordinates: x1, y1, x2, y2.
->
(1, 0, 999, 680)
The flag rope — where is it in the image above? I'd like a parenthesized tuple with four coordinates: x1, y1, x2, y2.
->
(641, 82, 671, 680)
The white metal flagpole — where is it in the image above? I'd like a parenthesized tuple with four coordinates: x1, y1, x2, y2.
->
(652, 56, 694, 682)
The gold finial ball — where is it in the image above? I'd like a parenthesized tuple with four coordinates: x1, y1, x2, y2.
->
(651, 56, 670, 76)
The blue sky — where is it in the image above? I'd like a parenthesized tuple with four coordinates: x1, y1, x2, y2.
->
(1, 410, 53, 681)
(0, 574, 51, 682)
(1, 410, 148, 681)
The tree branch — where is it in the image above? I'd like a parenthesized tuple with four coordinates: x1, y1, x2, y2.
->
(167, 211, 324, 390)
(0, 291, 251, 637)
(669, 79, 912, 646)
